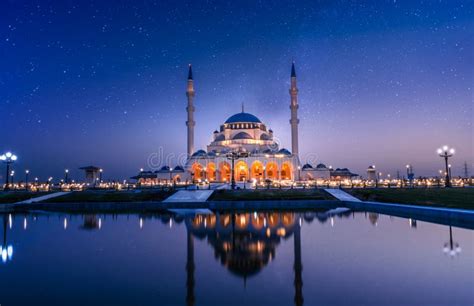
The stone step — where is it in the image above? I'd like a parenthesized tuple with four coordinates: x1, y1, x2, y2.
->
(324, 189, 361, 202)
(163, 190, 214, 202)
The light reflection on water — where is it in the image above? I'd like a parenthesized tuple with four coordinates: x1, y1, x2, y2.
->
(0, 209, 472, 306)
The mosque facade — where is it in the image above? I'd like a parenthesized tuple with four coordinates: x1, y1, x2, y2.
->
(183, 63, 301, 184)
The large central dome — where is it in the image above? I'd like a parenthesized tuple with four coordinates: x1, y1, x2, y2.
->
(225, 112, 262, 124)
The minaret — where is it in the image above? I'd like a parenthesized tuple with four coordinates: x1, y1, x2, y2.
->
(186, 64, 195, 157)
(289, 62, 299, 157)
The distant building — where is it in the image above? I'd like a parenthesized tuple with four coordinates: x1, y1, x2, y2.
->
(367, 165, 377, 181)
(131, 166, 186, 185)
(330, 168, 358, 180)
(300, 163, 331, 180)
(79, 166, 101, 184)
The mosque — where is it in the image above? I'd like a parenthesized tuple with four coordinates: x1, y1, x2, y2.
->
(133, 63, 357, 185)
(182, 62, 301, 184)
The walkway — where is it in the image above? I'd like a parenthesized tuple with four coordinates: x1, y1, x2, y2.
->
(15, 191, 71, 204)
(324, 188, 361, 202)
(163, 190, 214, 202)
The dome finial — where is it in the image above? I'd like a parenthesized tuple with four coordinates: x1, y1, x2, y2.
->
(241, 102, 244, 113)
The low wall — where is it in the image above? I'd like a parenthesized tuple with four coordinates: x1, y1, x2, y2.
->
(10, 200, 341, 213)
(344, 201, 474, 230)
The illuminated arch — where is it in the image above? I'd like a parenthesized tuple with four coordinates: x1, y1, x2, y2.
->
(281, 213, 295, 227)
(265, 162, 278, 180)
(250, 161, 264, 181)
(219, 214, 231, 228)
(251, 213, 266, 230)
(192, 163, 204, 182)
(234, 161, 249, 182)
(219, 162, 231, 183)
(206, 162, 216, 182)
(235, 213, 249, 229)
(205, 215, 216, 229)
(281, 162, 292, 180)
(267, 213, 280, 228)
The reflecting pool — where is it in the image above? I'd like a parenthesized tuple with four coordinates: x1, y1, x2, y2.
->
(0, 209, 472, 305)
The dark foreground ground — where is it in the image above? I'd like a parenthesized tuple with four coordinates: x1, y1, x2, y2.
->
(0, 191, 51, 204)
(46, 189, 175, 203)
(209, 189, 334, 201)
(349, 188, 474, 210)
(0, 188, 473, 211)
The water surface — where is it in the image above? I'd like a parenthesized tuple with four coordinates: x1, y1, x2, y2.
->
(0, 209, 472, 306)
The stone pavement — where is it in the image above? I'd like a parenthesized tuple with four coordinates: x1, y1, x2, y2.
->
(15, 191, 71, 204)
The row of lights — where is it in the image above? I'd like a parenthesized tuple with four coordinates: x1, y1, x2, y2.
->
(2, 145, 458, 189)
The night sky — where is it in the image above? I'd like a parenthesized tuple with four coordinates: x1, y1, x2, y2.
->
(1, 0, 472, 181)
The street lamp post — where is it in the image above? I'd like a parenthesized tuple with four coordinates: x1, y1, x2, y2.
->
(99, 168, 103, 183)
(405, 164, 412, 187)
(437, 145, 455, 187)
(0, 152, 17, 191)
(25, 170, 29, 190)
(169, 167, 173, 185)
(226, 150, 249, 190)
(10, 171, 15, 187)
(64, 169, 69, 184)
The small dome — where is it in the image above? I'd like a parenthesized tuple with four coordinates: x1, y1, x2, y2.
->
(233, 132, 253, 140)
(174, 166, 184, 172)
(225, 112, 262, 124)
(302, 163, 313, 170)
(192, 150, 207, 157)
(277, 148, 291, 156)
(207, 151, 217, 157)
(213, 130, 218, 133)
(316, 163, 327, 169)
(260, 133, 270, 140)
(214, 134, 225, 141)
(368, 165, 375, 170)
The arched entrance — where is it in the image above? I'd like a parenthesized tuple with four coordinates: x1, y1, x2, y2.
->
(250, 161, 264, 181)
(234, 161, 249, 182)
(281, 162, 292, 180)
(265, 162, 278, 180)
(192, 163, 204, 182)
(206, 162, 216, 182)
(219, 162, 231, 182)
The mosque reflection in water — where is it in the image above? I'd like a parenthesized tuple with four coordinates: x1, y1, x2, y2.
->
(183, 211, 307, 306)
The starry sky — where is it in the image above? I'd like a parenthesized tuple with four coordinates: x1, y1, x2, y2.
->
(1, 0, 472, 181)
